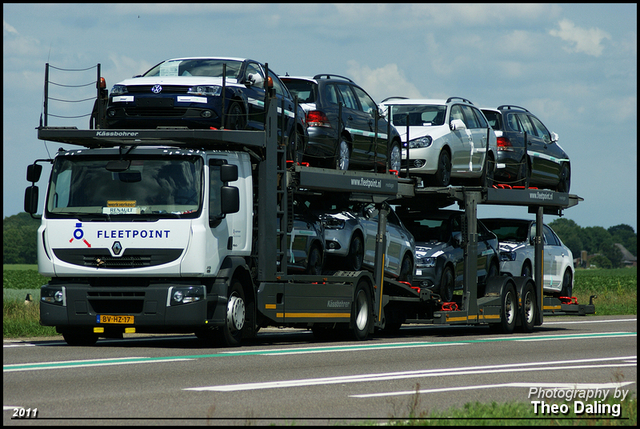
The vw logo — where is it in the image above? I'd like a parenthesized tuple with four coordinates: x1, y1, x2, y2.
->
(112, 241, 123, 256)
(151, 84, 163, 94)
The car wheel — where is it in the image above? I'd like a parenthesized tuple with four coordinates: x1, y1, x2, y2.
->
(306, 244, 324, 275)
(478, 154, 495, 187)
(334, 139, 350, 170)
(556, 163, 571, 193)
(433, 150, 451, 187)
(438, 266, 455, 302)
(399, 254, 414, 283)
(518, 156, 530, 188)
(345, 234, 364, 271)
(288, 132, 304, 164)
(388, 140, 402, 173)
(226, 102, 247, 130)
(560, 268, 573, 297)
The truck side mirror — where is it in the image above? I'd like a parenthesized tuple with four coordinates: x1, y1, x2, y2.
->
(220, 163, 238, 182)
(27, 163, 42, 183)
(24, 186, 39, 214)
(220, 186, 239, 214)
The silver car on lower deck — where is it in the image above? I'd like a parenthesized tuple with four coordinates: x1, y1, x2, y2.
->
(307, 200, 415, 282)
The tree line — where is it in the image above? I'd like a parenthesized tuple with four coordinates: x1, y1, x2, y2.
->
(3, 212, 637, 268)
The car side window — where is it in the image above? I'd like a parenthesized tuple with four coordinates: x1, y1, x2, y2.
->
(324, 84, 340, 105)
(245, 62, 265, 86)
(352, 86, 377, 116)
(472, 107, 489, 128)
(337, 84, 358, 110)
(529, 115, 551, 143)
(450, 105, 465, 123)
(268, 70, 288, 98)
(460, 105, 480, 128)
(543, 225, 560, 246)
(516, 113, 537, 136)
(506, 113, 523, 132)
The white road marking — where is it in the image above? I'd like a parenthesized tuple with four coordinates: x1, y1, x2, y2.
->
(184, 356, 636, 392)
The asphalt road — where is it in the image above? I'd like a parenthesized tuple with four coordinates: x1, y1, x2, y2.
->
(3, 315, 636, 426)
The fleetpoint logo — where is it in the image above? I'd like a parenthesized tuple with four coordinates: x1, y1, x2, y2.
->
(69, 222, 91, 248)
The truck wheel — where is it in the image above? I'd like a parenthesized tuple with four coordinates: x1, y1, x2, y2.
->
(62, 328, 98, 346)
(220, 281, 246, 346)
(518, 281, 536, 333)
(351, 281, 372, 341)
(496, 282, 517, 334)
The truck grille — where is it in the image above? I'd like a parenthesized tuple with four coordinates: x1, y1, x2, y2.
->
(53, 248, 183, 269)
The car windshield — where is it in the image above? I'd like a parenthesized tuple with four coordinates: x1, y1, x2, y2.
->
(46, 155, 202, 219)
(482, 221, 529, 242)
(482, 111, 500, 130)
(403, 217, 450, 242)
(143, 59, 243, 78)
(388, 105, 447, 127)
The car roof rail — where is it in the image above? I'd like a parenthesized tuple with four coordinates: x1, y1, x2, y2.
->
(498, 105, 529, 112)
(380, 96, 409, 103)
(446, 97, 474, 105)
(312, 74, 354, 83)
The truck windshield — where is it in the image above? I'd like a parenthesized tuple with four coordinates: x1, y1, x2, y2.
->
(46, 155, 203, 219)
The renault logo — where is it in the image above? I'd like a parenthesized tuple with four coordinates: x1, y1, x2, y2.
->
(151, 84, 162, 94)
(112, 241, 123, 256)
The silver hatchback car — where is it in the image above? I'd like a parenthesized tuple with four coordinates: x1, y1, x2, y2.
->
(379, 97, 498, 187)
(308, 200, 415, 282)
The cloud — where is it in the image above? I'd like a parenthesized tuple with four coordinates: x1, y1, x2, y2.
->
(549, 19, 611, 57)
(345, 61, 423, 102)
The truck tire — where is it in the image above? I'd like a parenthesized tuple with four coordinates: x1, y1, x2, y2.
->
(62, 328, 98, 346)
(496, 281, 517, 334)
(351, 280, 372, 341)
(518, 280, 537, 333)
(219, 280, 246, 346)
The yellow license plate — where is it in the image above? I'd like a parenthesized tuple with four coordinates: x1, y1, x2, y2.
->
(98, 315, 134, 324)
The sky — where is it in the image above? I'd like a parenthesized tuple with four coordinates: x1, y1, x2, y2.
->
(3, 3, 637, 232)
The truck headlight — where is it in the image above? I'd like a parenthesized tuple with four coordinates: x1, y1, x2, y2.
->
(170, 286, 205, 306)
(41, 286, 66, 306)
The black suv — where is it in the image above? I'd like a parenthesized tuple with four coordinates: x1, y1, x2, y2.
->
(481, 105, 571, 193)
(281, 74, 402, 172)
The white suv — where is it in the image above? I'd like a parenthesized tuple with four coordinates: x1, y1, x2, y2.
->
(379, 97, 497, 187)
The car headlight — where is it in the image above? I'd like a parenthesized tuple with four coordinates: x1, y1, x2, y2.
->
(323, 218, 346, 229)
(408, 136, 433, 149)
(170, 286, 205, 306)
(500, 251, 517, 262)
(110, 84, 128, 96)
(416, 256, 437, 268)
(187, 85, 222, 96)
